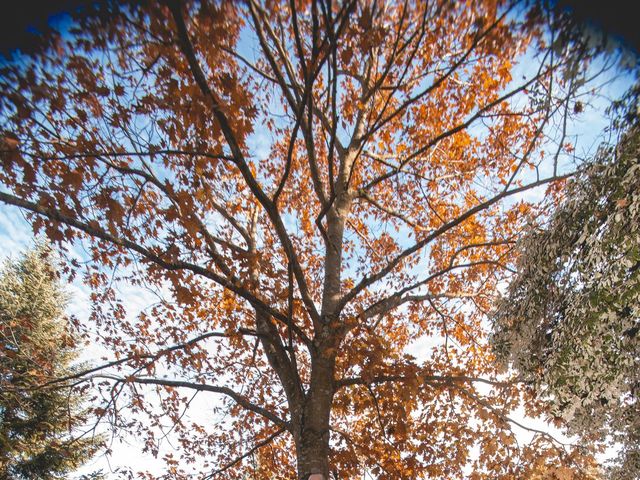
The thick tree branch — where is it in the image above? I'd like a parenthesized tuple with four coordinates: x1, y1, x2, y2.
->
(0, 190, 293, 328)
(96, 374, 290, 430)
(37, 330, 254, 389)
(336, 373, 518, 389)
(339, 173, 574, 312)
(168, 1, 322, 328)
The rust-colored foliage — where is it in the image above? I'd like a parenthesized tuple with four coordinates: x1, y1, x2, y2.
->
(0, 0, 608, 478)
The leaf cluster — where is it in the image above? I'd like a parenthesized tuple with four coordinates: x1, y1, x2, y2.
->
(493, 125, 640, 479)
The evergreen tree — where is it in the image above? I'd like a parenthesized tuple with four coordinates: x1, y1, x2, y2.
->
(0, 244, 100, 479)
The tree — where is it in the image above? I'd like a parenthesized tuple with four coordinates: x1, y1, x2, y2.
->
(0, 244, 100, 479)
(492, 124, 640, 480)
(0, 0, 631, 478)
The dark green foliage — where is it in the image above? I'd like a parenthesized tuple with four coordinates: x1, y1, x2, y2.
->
(0, 244, 100, 479)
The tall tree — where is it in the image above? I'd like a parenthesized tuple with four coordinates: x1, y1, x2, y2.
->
(492, 124, 640, 480)
(0, 0, 632, 478)
(0, 244, 100, 479)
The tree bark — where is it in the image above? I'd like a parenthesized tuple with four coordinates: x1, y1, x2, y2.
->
(295, 353, 336, 480)
(293, 145, 357, 479)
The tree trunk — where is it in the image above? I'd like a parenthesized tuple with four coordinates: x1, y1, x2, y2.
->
(296, 426, 331, 479)
(297, 147, 355, 479)
(295, 354, 335, 480)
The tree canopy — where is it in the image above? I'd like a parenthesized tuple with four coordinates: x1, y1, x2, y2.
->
(0, 0, 635, 478)
(0, 244, 100, 479)
(492, 124, 640, 480)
